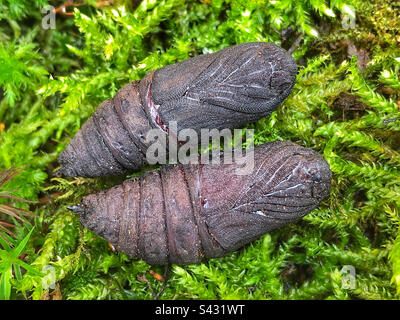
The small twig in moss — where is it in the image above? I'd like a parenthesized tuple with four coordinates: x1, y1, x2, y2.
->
(153, 264, 172, 300)
(288, 34, 303, 55)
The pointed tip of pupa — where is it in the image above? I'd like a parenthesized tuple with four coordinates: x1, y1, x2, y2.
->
(67, 204, 85, 215)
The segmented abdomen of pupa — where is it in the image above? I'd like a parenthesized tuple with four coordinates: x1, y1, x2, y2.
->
(58, 42, 298, 177)
(71, 141, 331, 265)
(57, 82, 150, 177)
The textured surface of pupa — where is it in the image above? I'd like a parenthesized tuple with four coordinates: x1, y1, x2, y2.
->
(68, 141, 332, 265)
(58, 42, 298, 177)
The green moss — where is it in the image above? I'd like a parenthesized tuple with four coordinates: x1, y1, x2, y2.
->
(0, 0, 399, 300)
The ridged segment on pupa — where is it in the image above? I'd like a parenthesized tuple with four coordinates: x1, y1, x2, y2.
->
(68, 141, 331, 265)
(58, 42, 298, 177)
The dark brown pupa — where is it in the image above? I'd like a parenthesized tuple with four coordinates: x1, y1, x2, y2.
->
(58, 42, 297, 177)
(68, 141, 332, 265)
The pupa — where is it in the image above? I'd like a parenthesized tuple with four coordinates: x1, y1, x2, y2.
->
(58, 42, 297, 177)
(67, 141, 331, 265)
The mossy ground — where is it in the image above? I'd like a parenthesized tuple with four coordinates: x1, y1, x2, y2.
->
(0, 0, 399, 300)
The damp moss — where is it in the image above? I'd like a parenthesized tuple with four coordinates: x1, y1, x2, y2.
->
(0, 0, 399, 300)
